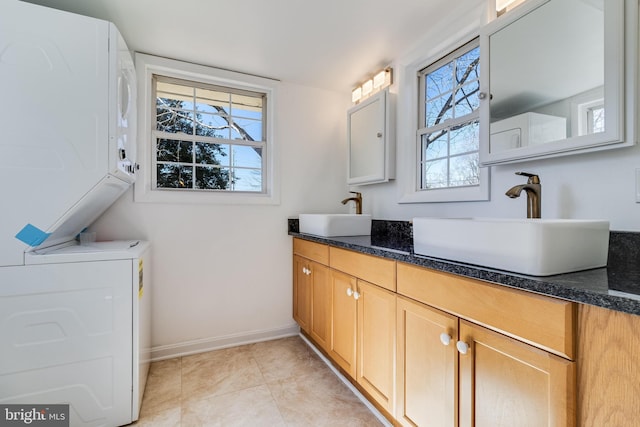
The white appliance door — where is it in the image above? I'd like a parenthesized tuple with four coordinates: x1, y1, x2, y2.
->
(18, 175, 130, 254)
(0, 260, 134, 426)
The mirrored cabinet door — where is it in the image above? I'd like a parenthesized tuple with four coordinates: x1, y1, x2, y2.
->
(347, 89, 395, 185)
(479, 0, 637, 165)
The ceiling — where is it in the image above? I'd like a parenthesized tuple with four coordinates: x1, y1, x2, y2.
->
(21, 0, 485, 93)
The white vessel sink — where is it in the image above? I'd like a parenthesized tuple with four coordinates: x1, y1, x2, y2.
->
(299, 214, 372, 237)
(413, 217, 610, 276)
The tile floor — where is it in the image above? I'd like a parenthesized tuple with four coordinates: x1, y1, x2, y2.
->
(131, 336, 385, 426)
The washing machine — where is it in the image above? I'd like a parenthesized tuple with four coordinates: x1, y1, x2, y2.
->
(0, 240, 151, 426)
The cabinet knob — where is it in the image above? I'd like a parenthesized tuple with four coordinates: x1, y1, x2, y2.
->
(346, 288, 354, 297)
(439, 333, 452, 346)
(353, 291, 361, 300)
(376, 132, 383, 138)
(456, 341, 470, 355)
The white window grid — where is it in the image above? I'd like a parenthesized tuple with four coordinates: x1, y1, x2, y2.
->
(152, 75, 267, 193)
(417, 39, 480, 191)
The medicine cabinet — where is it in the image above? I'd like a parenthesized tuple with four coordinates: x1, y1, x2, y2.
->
(347, 89, 395, 185)
(479, 0, 637, 165)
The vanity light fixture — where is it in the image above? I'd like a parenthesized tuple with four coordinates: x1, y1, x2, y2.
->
(351, 86, 362, 103)
(373, 69, 389, 89)
(361, 79, 373, 97)
(351, 67, 393, 104)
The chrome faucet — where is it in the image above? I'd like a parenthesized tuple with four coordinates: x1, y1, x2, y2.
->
(341, 191, 362, 214)
(505, 172, 541, 219)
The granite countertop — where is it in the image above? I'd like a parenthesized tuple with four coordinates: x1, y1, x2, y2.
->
(288, 219, 640, 317)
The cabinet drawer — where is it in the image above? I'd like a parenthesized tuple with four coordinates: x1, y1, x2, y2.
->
(329, 247, 396, 291)
(293, 238, 329, 265)
(397, 262, 575, 360)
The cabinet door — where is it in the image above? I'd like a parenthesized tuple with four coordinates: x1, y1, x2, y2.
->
(357, 280, 396, 414)
(309, 261, 331, 351)
(330, 269, 357, 378)
(458, 320, 575, 427)
(396, 296, 458, 427)
(293, 255, 311, 332)
(347, 89, 392, 185)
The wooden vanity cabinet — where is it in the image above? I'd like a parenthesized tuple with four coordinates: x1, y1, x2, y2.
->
(328, 269, 358, 377)
(293, 239, 330, 351)
(396, 262, 576, 427)
(293, 239, 580, 426)
(396, 295, 458, 427)
(356, 279, 396, 414)
(329, 249, 397, 415)
(292, 238, 396, 416)
(329, 246, 396, 291)
(458, 321, 575, 427)
(293, 254, 312, 332)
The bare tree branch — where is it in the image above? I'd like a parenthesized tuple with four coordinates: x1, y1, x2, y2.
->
(425, 57, 480, 148)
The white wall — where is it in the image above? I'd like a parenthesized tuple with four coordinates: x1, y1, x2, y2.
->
(361, 146, 640, 231)
(92, 82, 351, 358)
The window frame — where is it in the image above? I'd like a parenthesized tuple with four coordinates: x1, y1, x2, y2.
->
(399, 36, 490, 204)
(578, 99, 605, 136)
(418, 39, 481, 191)
(570, 86, 605, 139)
(152, 75, 267, 193)
(134, 53, 279, 205)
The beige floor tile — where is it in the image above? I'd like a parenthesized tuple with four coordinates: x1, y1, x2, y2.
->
(181, 384, 285, 427)
(139, 357, 182, 418)
(133, 406, 181, 427)
(249, 336, 326, 383)
(181, 345, 265, 402)
(267, 366, 384, 427)
(132, 336, 384, 426)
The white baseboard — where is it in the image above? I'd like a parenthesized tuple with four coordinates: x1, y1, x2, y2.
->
(299, 334, 392, 427)
(150, 324, 300, 361)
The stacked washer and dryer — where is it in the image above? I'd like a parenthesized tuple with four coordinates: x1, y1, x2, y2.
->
(0, 1, 151, 426)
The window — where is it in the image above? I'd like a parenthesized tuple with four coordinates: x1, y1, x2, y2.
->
(588, 106, 605, 134)
(577, 98, 605, 135)
(154, 76, 266, 192)
(418, 39, 481, 191)
(134, 54, 279, 204)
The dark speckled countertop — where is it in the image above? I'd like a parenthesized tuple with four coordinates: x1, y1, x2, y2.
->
(288, 219, 640, 317)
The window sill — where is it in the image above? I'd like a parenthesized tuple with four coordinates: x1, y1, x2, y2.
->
(133, 184, 280, 205)
(398, 179, 490, 203)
